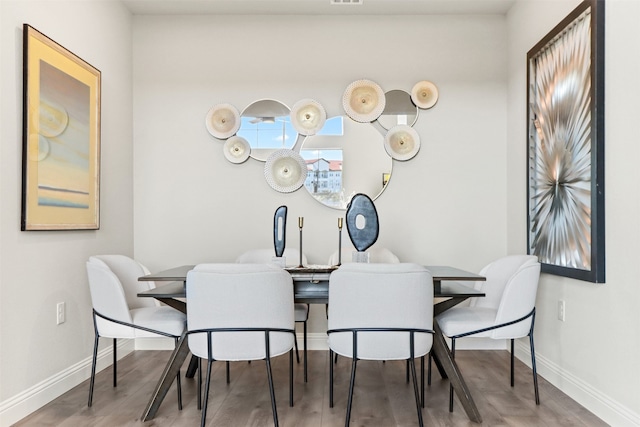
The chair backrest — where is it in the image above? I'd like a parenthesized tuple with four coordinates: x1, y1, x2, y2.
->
(88, 255, 157, 309)
(86, 259, 136, 338)
(492, 257, 541, 338)
(327, 246, 400, 265)
(469, 255, 541, 339)
(471, 255, 538, 309)
(186, 263, 295, 361)
(328, 263, 433, 360)
(235, 248, 308, 266)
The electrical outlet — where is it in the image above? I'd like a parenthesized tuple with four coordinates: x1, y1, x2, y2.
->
(557, 300, 565, 322)
(56, 302, 66, 325)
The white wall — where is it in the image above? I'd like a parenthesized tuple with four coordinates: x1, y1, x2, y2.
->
(507, 0, 640, 425)
(132, 14, 509, 336)
(0, 1, 134, 424)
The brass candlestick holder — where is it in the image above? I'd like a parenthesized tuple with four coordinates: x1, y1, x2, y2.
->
(298, 216, 304, 267)
(337, 217, 343, 266)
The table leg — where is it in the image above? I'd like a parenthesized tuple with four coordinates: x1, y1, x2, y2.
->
(141, 329, 190, 421)
(431, 351, 447, 379)
(432, 295, 471, 380)
(186, 354, 199, 378)
(432, 322, 482, 423)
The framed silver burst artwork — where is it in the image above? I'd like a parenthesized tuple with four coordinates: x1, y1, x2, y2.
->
(526, 0, 605, 283)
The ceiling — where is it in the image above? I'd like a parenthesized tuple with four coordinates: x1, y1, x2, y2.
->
(121, 0, 517, 16)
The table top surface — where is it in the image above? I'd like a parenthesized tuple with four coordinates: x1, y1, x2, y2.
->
(138, 279, 485, 299)
(139, 264, 486, 282)
(138, 264, 486, 300)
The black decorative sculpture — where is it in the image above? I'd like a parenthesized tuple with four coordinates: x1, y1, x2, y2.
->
(345, 193, 379, 252)
(273, 205, 287, 258)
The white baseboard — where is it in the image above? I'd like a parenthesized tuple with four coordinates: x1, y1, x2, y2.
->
(514, 340, 640, 427)
(0, 339, 134, 427)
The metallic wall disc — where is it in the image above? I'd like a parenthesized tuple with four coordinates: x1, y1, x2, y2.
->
(291, 99, 327, 136)
(223, 136, 250, 164)
(264, 149, 307, 193)
(411, 80, 439, 109)
(342, 79, 386, 123)
(205, 103, 240, 139)
(384, 125, 420, 161)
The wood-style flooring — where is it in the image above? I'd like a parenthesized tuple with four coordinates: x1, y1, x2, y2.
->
(13, 349, 608, 426)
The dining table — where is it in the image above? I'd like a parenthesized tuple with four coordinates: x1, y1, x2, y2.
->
(137, 264, 486, 423)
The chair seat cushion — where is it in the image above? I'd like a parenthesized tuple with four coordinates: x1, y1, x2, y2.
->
(436, 307, 497, 339)
(294, 303, 309, 322)
(131, 306, 186, 338)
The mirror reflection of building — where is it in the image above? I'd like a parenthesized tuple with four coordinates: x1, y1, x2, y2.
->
(300, 116, 392, 210)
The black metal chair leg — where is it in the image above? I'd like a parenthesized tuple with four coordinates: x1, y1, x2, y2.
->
(265, 355, 279, 427)
(427, 353, 432, 386)
(303, 321, 308, 382)
(112, 338, 117, 387)
(510, 338, 515, 387)
(449, 338, 456, 412)
(406, 359, 410, 383)
(329, 350, 334, 408)
(294, 332, 300, 364)
(201, 359, 213, 427)
(197, 358, 202, 410)
(345, 356, 358, 427)
(174, 337, 182, 410)
(289, 349, 294, 407)
(88, 333, 99, 407)
(409, 358, 424, 427)
(530, 333, 540, 405)
(421, 356, 425, 408)
(226, 361, 230, 384)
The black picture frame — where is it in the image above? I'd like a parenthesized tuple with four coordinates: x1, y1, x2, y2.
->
(526, 0, 605, 283)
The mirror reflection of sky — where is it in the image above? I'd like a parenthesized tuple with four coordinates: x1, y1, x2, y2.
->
(237, 117, 297, 149)
(317, 116, 343, 136)
(301, 148, 343, 162)
(238, 115, 346, 160)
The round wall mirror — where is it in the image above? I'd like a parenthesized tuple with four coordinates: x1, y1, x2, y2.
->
(300, 116, 392, 210)
(236, 99, 299, 161)
(377, 89, 419, 130)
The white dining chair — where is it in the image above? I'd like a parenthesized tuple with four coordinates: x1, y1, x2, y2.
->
(327, 245, 401, 365)
(327, 263, 434, 427)
(85, 255, 186, 408)
(436, 254, 541, 411)
(186, 263, 295, 427)
(236, 248, 311, 382)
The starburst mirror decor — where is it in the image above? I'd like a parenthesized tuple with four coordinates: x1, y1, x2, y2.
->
(526, 0, 604, 283)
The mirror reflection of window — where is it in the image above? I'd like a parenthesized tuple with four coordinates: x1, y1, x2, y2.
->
(301, 148, 343, 198)
(316, 116, 344, 136)
(238, 99, 298, 161)
(300, 116, 392, 210)
(237, 116, 297, 150)
(300, 116, 346, 208)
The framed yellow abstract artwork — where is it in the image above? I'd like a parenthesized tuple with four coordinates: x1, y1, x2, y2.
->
(21, 24, 101, 230)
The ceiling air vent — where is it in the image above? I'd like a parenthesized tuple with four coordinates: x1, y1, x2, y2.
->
(330, 0, 363, 4)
